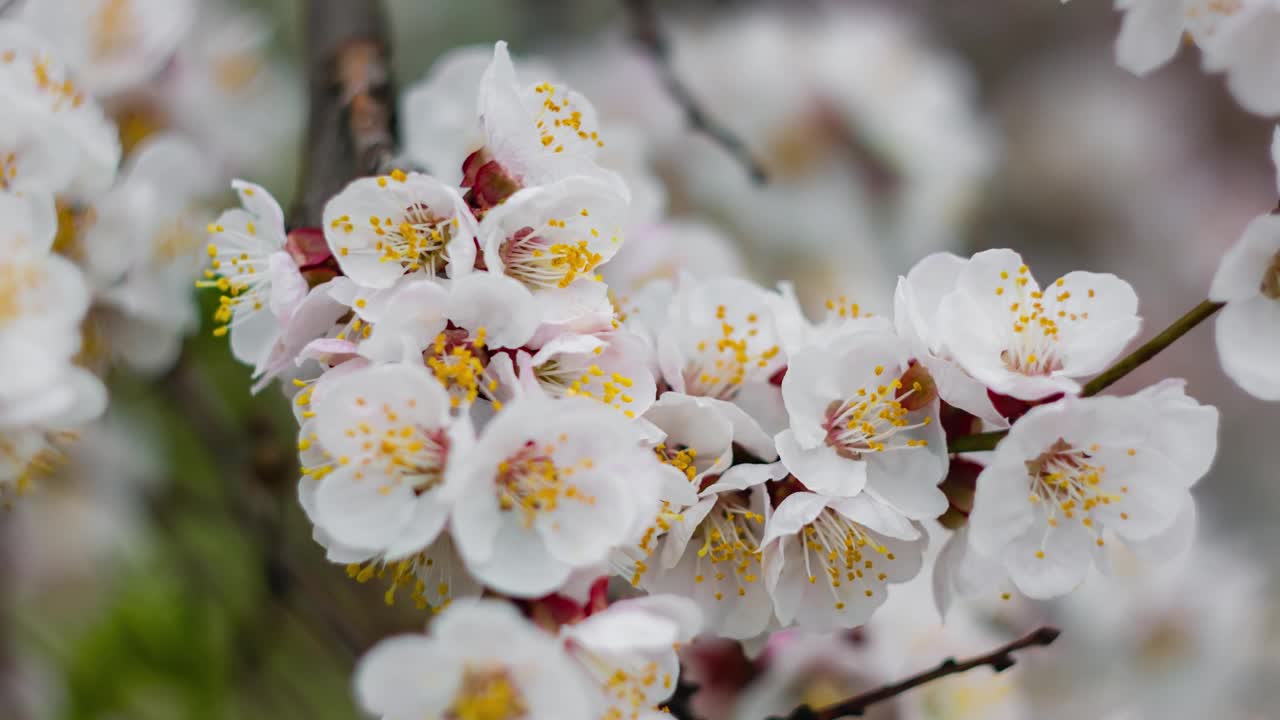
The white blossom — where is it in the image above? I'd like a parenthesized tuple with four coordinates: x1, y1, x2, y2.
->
(967, 381, 1217, 598)
(762, 491, 926, 631)
(80, 134, 212, 373)
(894, 251, 1008, 426)
(490, 330, 657, 419)
(303, 363, 468, 556)
(167, 2, 303, 177)
(936, 249, 1141, 401)
(478, 41, 626, 196)
(561, 595, 701, 720)
(479, 174, 628, 325)
(323, 170, 478, 289)
(655, 276, 786, 459)
(777, 327, 947, 518)
(355, 599, 592, 720)
(450, 393, 664, 597)
(641, 462, 786, 640)
(0, 192, 106, 488)
(18, 0, 195, 97)
(1200, 2, 1280, 115)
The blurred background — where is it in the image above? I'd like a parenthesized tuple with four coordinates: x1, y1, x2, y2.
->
(4, 0, 1279, 718)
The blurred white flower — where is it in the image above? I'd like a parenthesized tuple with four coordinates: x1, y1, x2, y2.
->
(0, 20, 121, 197)
(80, 134, 212, 373)
(602, 220, 747, 298)
(1209, 126, 1280, 400)
(167, 1, 302, 178)
(866, 578, 1030, 720)
(1033, 541, 1268, 720)
(561, 595, 701, 720)
(1200, 2, 1280, 115)
(18, 0, 194, 97)
(479, 174, 627, 324)
(355, 599, 592, 720)
(641, 462, 785, 640)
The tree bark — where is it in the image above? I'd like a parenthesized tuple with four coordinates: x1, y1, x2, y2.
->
(291, 0, 398, 227)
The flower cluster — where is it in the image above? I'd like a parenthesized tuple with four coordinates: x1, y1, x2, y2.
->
(190, 40, 1242, 720)
(0, 5, 300, 493)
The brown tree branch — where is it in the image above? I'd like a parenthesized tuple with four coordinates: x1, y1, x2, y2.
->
(291, 0, 398, 227)
(621, 0, 768, 184)
(770, 626, 1059, 720)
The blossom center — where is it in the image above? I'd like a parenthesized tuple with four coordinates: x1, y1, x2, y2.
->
(0, 261, 44, 327)
(691, 493, 764, 601)
(21, 53, 86, 110)
(346, 549, 455, 611)
(449, 667, 528, 720)
(500, 224, 604, 290)
(821, 369, 931, 458)
(213, 52, 263, 93)
(1262, 251, 1280, 300)
(1024, 438, 1122, 535)
(683, 305, 780, 399)
(427, 329, 498, 409)
(377, 202, 459, 276)
(0, 151, 18, 191)
(495, 440, 595, 526)
(799, 508, 895, 610)
(654, 442, 698, 482)
(589, 655, 670, 719)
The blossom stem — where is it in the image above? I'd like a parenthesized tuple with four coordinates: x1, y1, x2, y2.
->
(621, 0, 769, 183)
(770, 626, 1061, 720)
(1080, 299, 1224, 397)
(947, 299, 1224, 454)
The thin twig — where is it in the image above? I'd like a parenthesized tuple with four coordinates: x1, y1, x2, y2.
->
(947, 298, 1225, 454)
(772, 626, 1060, 720)
(1081, 299, 1224, 397)
(621, 0, 768, 184)
(291, 0, 398, 226)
